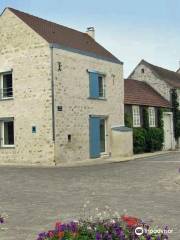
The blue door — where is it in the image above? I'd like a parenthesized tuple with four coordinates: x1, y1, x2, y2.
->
(89, 117, 100, 158)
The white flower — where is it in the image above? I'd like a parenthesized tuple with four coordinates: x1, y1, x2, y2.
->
(110, 219, 115, 224)
(89, 216, 93, 221)
(73, 220, 79, 223)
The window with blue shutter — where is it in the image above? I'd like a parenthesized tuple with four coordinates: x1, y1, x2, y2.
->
(89, 72, 105, 99)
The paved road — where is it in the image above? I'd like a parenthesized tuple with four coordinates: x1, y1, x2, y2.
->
(0, 152, 180, 240)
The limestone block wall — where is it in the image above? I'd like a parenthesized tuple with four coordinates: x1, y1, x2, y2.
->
(111, 127, 133, 157)
(130, 63, 171, 101)
(0, 9, 54, 165)
(53, 47, 124, 163)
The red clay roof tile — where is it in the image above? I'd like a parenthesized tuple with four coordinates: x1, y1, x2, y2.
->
(124, 79, 171, 108)
(8, 7, 121, 64)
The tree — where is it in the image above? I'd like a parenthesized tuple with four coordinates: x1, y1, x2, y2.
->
(171, 89, 180, 141)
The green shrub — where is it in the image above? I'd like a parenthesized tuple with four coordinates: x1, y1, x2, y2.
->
(145, 128, 164, 152)
(142, 107, 149, 129)
(124, 113, 132, 128)
(133, 127, 164, 154)
(133, 107, 164, 154)
(133, 128, 147, 154)
(171, 89, 180, 140)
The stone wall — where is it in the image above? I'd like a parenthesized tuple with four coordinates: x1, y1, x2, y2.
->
(130, 63, 171, 101)
(0, 9, 54, 165)
(53, 47, 124, 163)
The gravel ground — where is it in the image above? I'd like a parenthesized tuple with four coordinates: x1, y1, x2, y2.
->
(0, 152, 180, 240)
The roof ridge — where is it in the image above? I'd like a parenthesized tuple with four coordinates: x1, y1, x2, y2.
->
(8, 7, 88, 37)
(142, 59, 178, 75)
(5, 7, 121, 64)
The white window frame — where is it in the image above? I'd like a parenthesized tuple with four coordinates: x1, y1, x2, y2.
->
(148, 107, 156, 127)
(0, 119, 15, 148)
(0, 72, 13, 100)
(132, 105, 141, 127)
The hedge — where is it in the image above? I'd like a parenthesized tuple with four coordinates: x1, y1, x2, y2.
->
(125, 107, 164, 154)
(133, 128, 146, 154)
(133, 127, 164, 154)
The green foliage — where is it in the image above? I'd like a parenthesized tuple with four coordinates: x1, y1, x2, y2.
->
(142, 107, 149, 129)
(124, 113, 132, 128)
(133, 127, 164, 154)
(133, 128, 147, 153)
(171, 89, 180, 140)
(157, 108, 164, 129)
(133, 107, 164, 153)
(145, 128, 164, 152)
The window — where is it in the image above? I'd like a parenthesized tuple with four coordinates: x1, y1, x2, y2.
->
(0, 72, 13, 99)
(98, 75, 104, 97)
(0, 119, 14, 147)
(149, 107, 156, 127)
(132, 106, 141, 127)
(141, 68, 145, 73)
(89, 72, 105, 99)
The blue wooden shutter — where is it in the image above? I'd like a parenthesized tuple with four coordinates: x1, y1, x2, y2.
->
(89, 72, 99, 98)
(89, 117, 100, 158)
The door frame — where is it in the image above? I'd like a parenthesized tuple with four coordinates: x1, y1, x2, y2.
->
(163, 112, 174, 150)
(89, 115, 108, 158)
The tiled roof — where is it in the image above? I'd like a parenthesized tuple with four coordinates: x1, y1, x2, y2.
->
(140, 60, 180, 88)
(124, 79, 171, 108)
(7, 8, 121, 64)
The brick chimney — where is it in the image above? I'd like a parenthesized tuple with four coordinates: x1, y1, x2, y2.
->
(86, 27, 95, 39)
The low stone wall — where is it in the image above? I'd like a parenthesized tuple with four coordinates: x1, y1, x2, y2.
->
(111, 127, 133, 157)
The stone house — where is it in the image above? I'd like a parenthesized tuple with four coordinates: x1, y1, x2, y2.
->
(124, 79, 173, 150)
(0, 7, 132, 165)
(129, 60, 180, 148)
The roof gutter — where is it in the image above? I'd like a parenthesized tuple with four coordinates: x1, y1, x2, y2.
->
(50, 44, 55, 143)
(50, 43, 123, 65)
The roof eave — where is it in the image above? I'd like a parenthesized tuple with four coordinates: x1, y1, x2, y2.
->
(49, 43, 123, 65)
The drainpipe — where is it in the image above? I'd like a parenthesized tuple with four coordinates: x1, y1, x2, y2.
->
(50, 44, 55, 143)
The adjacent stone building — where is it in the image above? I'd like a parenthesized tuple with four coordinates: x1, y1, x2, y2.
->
(0, 7, 129, 165)
(124, 79, 173, 150)
(129, 59, 180, 148)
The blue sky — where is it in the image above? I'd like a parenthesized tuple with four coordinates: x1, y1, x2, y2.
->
(1, 0, 180, 76)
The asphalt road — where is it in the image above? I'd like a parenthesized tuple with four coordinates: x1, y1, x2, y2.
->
(0, 152, 180, 240)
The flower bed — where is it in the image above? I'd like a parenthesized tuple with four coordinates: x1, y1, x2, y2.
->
(37, 216, 169, 240)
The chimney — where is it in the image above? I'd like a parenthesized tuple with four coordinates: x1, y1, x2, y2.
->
(86, 27, 95, 39)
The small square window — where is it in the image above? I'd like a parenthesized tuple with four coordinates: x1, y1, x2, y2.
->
(68, 134, 71, 142)
(32, 126, 36, 133)
(0, 72, 13, 99)
(57, 106, 63, 111)
(141, 68, 145, 73)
